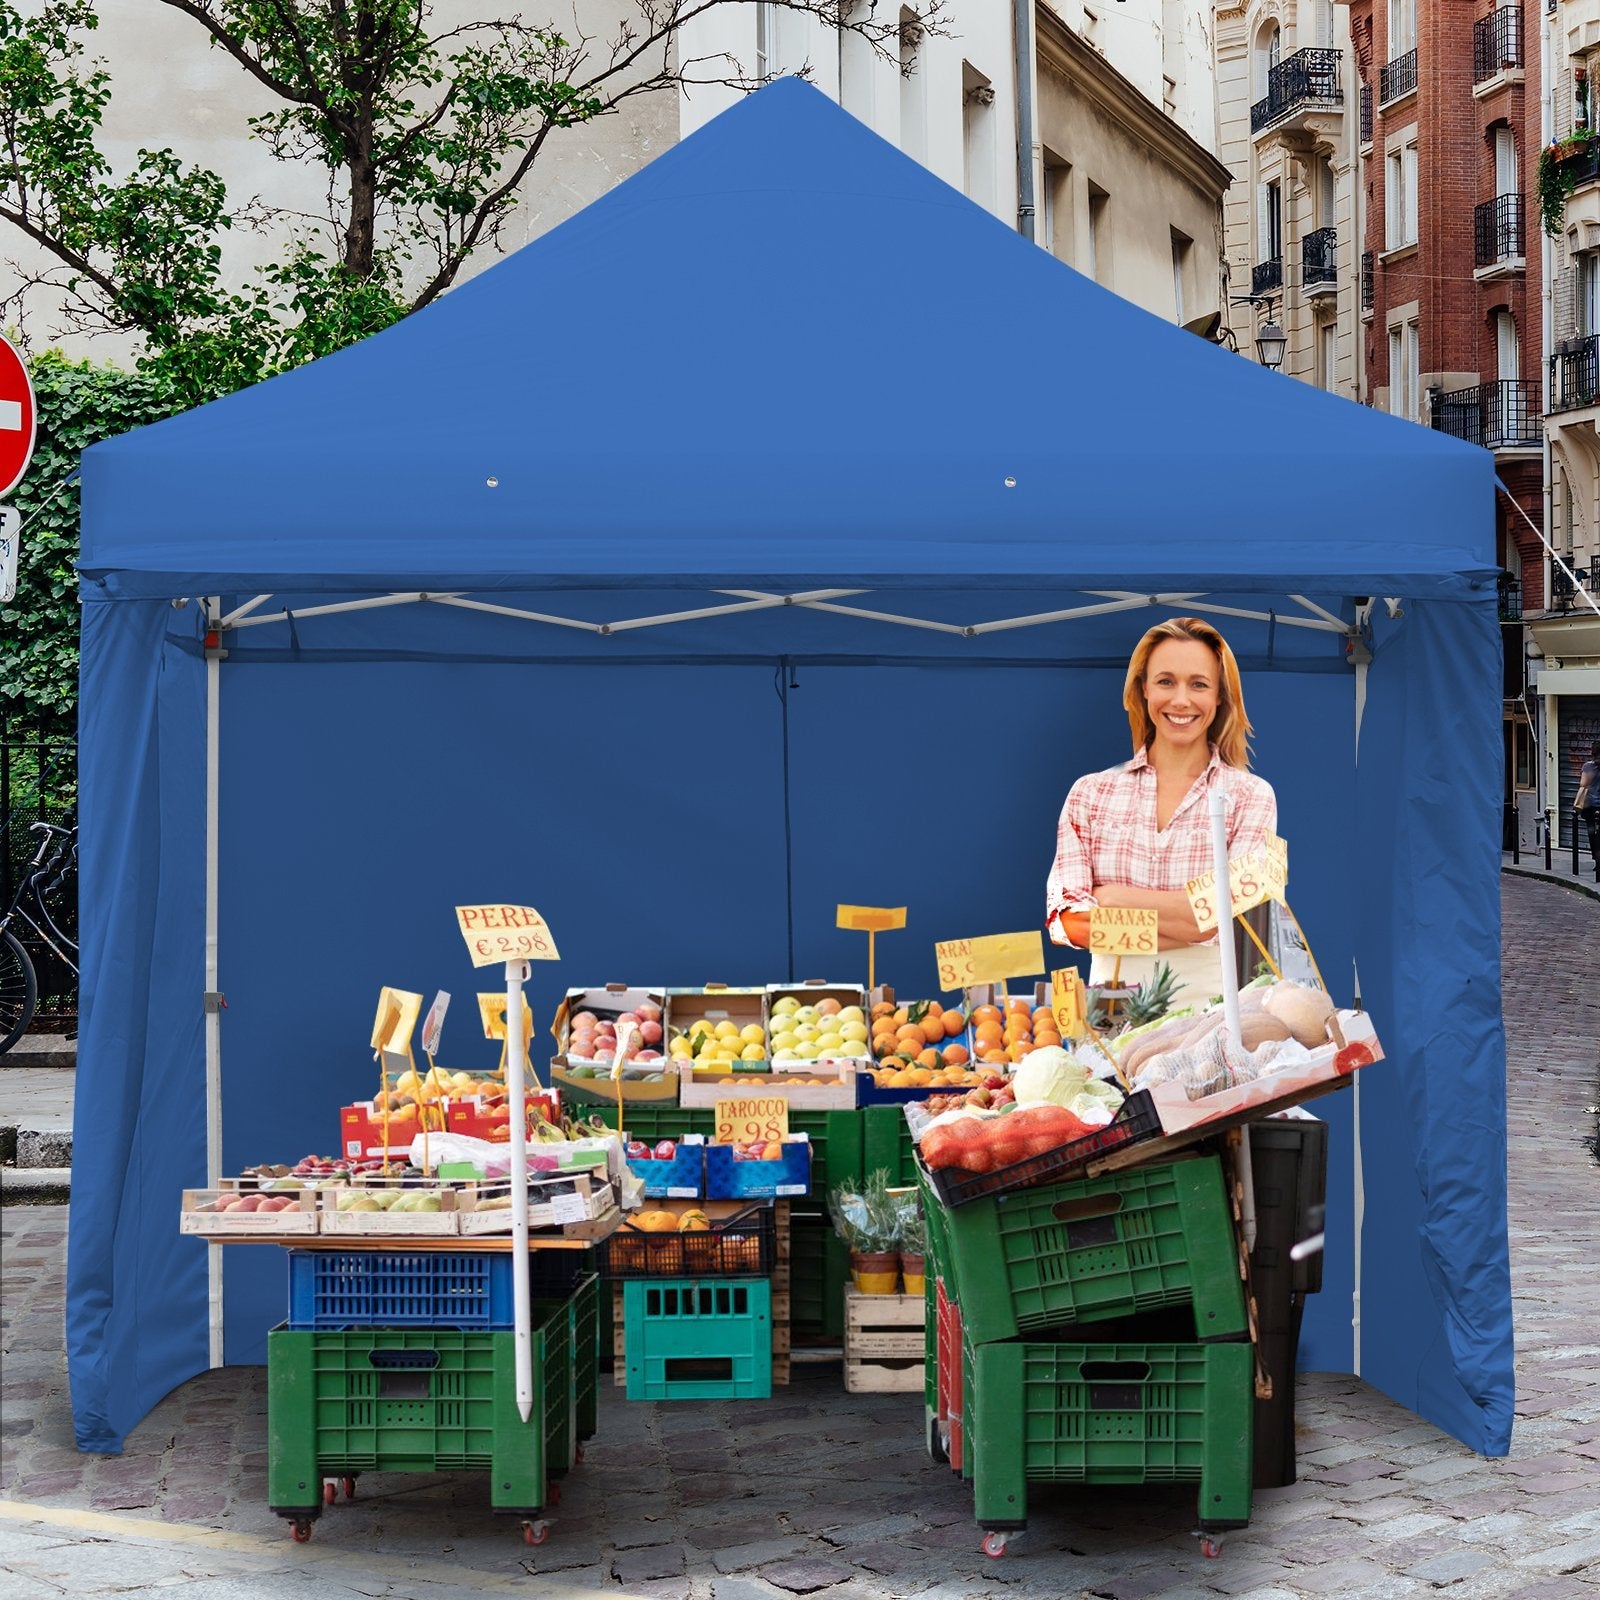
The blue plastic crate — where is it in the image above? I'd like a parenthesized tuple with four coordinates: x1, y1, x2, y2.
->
(625, 1141, 706, 1198)
(704, 1139, 812, 1199)
(286, 1251, 515, 1330)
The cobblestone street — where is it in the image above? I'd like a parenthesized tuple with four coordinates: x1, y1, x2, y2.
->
(1, 872, 1597, 1600)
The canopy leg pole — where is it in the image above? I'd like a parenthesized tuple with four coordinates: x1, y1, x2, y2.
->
(505, 960, 534, 1423)
(204, 598, 224, 1368)
(1208, 791, 1256, 1254)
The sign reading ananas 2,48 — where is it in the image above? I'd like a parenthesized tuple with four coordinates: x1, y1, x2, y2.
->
(454, 904, 561, 967)
(1088, 907, 1159, 956)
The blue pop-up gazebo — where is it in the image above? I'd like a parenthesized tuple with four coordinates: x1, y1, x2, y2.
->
(70, 80, 1511, 1458)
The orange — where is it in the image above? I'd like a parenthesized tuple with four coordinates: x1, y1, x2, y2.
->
(1006, 997, 1031, 1016)
(916, 1048, 942, 1070)
(871, 1001, 896, 1020)
(1006, 1041, 1029, 1063)
(942, 1010, 967, 1038)
(971, 1004, 1002, 1028)
(981, 1047, 1009, 1065)
(943, 1043, 970, 1067)
(922, 999, 944, 1020)
(893, 1006, 910, 1027)
(920, 1021, 946, 1047)
(895, 1024, 926, 1048)
(908, 1067, 934, 1086)
(887, 1068, 915, 1087)
(974, 1020, 1004, 1046)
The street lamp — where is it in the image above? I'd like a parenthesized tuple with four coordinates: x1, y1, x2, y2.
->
(1254, 314, 1287, 371)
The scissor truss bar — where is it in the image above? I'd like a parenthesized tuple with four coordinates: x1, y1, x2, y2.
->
(215, 587, 1357, 640)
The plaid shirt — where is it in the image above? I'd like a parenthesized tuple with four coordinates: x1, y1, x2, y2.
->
(1046, 746, 1277, 939)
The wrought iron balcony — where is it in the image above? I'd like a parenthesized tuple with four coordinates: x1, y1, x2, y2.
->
(1474, 193, 1525, 268)
(1250, 48, 1344, 134)
(1360, 81, 1373, 144)
(1474, 7, 1522, 82)
(1252, 258, 1283, 296)
(1550, 333, 1600, 413)
(1554, 138, 1600, 193)
(1550, 566, 1582, 612)
(1302, 227, 1337, 293)
(1430, 380, 1542, 450)
(1498, 570, 1522, 622)
(1361, 249, 1374, 311)
(1380, 48, 1418, 106)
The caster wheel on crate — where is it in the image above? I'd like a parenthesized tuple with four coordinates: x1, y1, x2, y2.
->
(290, 1519, 314, 1544)
(341, 1476, 358, 1501)
(1199, 1536, 1225, 1560)
(522, 1519, 550, 1547)
(926, 1414, 947, 1464)
(322, 1482, 336, 1507)
(981, 1532, 1010, 1559)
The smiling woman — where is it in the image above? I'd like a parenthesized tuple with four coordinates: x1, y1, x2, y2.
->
(1045, 617, 1278, 1006)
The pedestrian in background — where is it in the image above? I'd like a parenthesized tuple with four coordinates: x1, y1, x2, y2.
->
(1576, 739, 1600, 880)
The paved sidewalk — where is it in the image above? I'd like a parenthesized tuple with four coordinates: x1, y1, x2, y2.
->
(1, 873, 1597, 1599)
(1504, 847, 1600, 901)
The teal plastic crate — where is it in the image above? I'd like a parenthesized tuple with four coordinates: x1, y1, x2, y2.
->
(267, 1323, 553, 1514)
(940, 1154, 1246, 1345)
(621, 1277, 772, 1401)
(966, 1340, 1254, 1532)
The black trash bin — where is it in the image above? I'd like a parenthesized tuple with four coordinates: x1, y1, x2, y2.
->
(1248, 1117, 1328, 1488)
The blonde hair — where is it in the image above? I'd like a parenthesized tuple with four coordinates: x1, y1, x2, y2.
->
(1123, 617, 1253, 768)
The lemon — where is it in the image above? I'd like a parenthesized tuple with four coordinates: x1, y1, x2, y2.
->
(793, 1023, 818, 1043)
(793, 1005, 819, 1025)
(818, 1032, 844, 1053)
(772, 1047, 799, 1061)
(714, 1020, 740, 1040)
(838, 1005, 865, 1025)
(740, 1042, 767, 1061)
(740, 1023, 766, 1045)
(771, 995, 800, 1015)
(772, 1030, 799, 1052)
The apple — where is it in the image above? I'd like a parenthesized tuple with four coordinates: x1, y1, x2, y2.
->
(573, 1011, 599, 1028)
(638, 1019, 663, 1045)
(626, 1141, 652, 1160)
(636, 1003, 663, 1023)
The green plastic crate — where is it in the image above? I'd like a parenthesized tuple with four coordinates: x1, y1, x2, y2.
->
(789, 1211, 849, 1339)
(267, 1323, 553, 1514)
(621, 1277, 772, 1400)
(541, 1297, 575, 1476)
(966, 1340, 1254, 1531)
(572, 1273, 600, 1442)
(863, 1105, 920, 1189)
(942, 1155, 1246, 1346)
(918, 1167, 956, 1298)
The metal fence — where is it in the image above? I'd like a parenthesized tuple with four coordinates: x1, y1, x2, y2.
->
(1474, 193, 1524, 267)
(1, 732, 77, 1030)
(1430, 379, 1542, 450)
(1302, 227, 1337, 290)
(1473, 6, 1522, 83)
(1249, 48, 1343, 134)
(1380, 47, 1418, 106)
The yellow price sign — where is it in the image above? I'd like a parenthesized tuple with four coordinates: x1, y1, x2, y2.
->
(1050, 967, 1088, 1037)
(714, 1096, 790, 1145)
(454, 904, 560, 967)
(1185, 835, 1289, 932)
(1088, 908, 1159, 957)
(933, 930, 1045, 992)
(371, 986, 423, 1059)
(836, 904, 907, 932)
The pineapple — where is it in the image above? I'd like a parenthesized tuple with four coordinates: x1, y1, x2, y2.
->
(1121, 962, 1179, 1029)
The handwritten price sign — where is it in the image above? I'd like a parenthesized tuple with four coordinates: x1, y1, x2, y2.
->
(1050, 967, 1088, 1036)
(455, 904, 560, 967)
(371, 986, 423, 1057)
(934, 930, 1045, 992)
(1088, 908, 1159, 956)
(1185, 835, 1289, 932)
(837, 904, 907, 932)
(714, 1096, 790, 1145)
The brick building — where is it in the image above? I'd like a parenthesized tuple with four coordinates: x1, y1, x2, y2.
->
(1342, 0, 1543, 834)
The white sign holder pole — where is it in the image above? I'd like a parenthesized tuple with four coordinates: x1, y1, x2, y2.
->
(1207, 790, 1257, 1252)
(504, 958, 534, 1422)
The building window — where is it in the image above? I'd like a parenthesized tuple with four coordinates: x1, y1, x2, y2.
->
(1256, 22, 1281, 99)
(1496, 310, 1519, 382)
(1317, 157, 1336, 229)
(1042, 159, 1071, 261)
(1088, 184, 1109, 284)
(1261, 179, 1283, 264)
(1582, 252, 1600, 335)
(1389, 320, 1420, 419)
(1319, 320, 1337, 391)
(1387, 139, 1418, 249)
(755, 0, 776, 77)
(1171, 229, 1192, 323)
(1494, 126, 1517, 198)
(1388, 0, 1415, 57)
(1316, 0, 1335, 48)
(898, 9, 925, 163)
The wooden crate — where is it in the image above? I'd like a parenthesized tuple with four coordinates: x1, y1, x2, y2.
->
(843, 1286, 925, 1393)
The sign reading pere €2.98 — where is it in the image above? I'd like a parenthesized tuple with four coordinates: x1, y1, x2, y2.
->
(454, 904, 560, 967)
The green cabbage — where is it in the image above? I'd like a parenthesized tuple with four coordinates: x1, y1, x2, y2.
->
(1012, 1047, 1092, 1107)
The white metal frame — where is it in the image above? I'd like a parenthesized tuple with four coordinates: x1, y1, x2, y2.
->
(196, 584, 1359, 1365)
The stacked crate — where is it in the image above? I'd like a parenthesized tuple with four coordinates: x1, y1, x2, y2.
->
(266, 1248, 599, 1544)
(919, 1151, 1255, 1557)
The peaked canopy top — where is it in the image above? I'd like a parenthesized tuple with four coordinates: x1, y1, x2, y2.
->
(81, 79, 1494, 602)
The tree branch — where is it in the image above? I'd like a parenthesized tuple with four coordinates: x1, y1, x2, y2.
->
(153, 0, 330, 111)
(0, 200, 124, 310)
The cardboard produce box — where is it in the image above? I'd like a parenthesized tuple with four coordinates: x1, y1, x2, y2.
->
(678, 1061, 857, 1110)
(552, 984, 676, 1102)
(624, 1135, 706, 1198)
(766, 980, 871, 1069)
(181, 1184, 320, 1236)
(705, 1136, 812, 1199)
(666, 985, 771, 1071)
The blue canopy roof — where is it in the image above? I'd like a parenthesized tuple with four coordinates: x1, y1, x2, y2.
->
(81, 79, 1495, 601)
(70, 81, 1511, 1465)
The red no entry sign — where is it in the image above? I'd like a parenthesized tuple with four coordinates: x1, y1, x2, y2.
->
(0, 335, 36, 499)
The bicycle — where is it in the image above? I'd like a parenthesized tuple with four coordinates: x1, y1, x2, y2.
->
(0, 821, 79, 1055)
